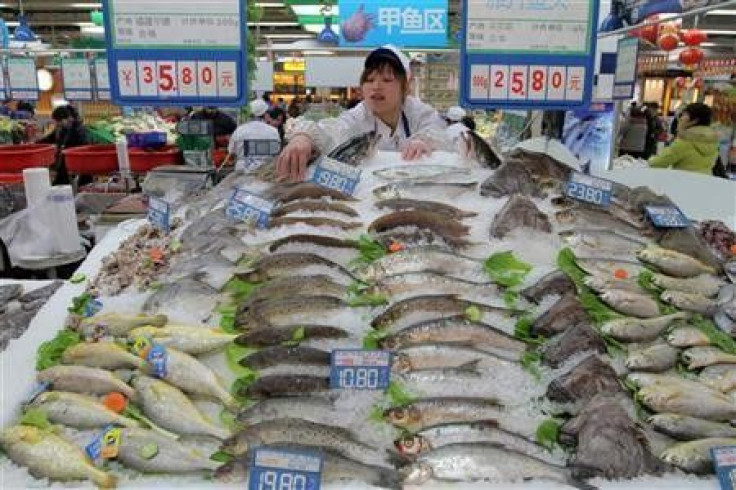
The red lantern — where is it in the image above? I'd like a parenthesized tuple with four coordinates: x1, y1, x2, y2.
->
(658, 33, 679, 51)
(679, 47, 704, 66)
(680, 29, 707, 46)
(639, 23, 659, 44)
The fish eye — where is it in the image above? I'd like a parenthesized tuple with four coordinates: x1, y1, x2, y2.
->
(390, 408, 405, 420)
(402, 437, 414, 448)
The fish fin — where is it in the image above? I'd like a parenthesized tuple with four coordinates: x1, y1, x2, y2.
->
(457, 359, 482, 375)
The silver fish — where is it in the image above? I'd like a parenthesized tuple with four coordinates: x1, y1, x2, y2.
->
(626, 342, 679, 372)
(29, 391, 141, 429)
(142, 278, 220, 323)
(373, 181, 478, 201)
(584, 276, 644, 294)
(395, 365, 525, 403)
(700, 364, 736, 393)
(682, 346, 736, 369)
(667, 326, 712, 347)
(236, 397, 342, 427)
(353, 246, 485, 283)
(599, 289, 661, 318)
(61, 342, 147, 370)
(661, 290, 717, 315)
(117, 428, 220, 474)
(373, 165, 470, 181)
(600, 312, 691, 342)
(637, 247, 717, 278)
(384, 397, 507, 433)
(365, 272, 504, 305)
(575, 258, 646, 279)
(326, 130, 380, 166)
(78, 313, 168, 338)
(651, 273, 725, 298)
(660, 438, 736, 474)
(638, 384, 736, 421)
(37, 365, 135, 399)
(559, 229, 647, 261)
(128, 326, 237, 355)
(393, 345, 523, 375)
(649, 413, 736, 441)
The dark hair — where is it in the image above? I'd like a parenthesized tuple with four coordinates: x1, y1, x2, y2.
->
(51, 105, 77, 122)
(681, 103, 712, 127)
(461, 116, 476, 131)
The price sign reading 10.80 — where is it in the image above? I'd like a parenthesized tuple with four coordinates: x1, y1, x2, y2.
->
(330, 350, 391, 390)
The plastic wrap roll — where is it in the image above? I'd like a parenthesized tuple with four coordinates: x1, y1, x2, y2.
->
(22, 168, 50, 207)
(46, 185, 81, 254)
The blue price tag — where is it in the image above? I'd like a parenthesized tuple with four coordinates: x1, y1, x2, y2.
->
(146, 344, 168, 378)
(85, 424, 120, 463)
(330, 349, 391, 390)
(249, 447, 322, 490)
(565, 172, 612, 208)
(225, 188, 275, 228)
(712, 446, 736, 490)
(311, 157, 361, 196)
(83, 298, 103, 318)
(645, 205, 689, 229)
(147, 196, 170, 233)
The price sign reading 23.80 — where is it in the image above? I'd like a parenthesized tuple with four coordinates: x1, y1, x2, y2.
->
(330, 350, 391, 390)
(248, 447, 323, 490)
(565, 172, 613, 208)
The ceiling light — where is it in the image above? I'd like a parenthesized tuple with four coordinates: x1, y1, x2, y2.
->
(248, 21, 300, 27)
(263, 33, 314, 39)
(291, 5, 340, 16)
(256, 2, 286, 6)
(70, 3, 103, 7)
(706, 9, 736, 15)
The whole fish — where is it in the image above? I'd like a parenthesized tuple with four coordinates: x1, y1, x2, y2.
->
(78, 312, 168, 338)
(584, 275, 644, 294)
(272, 200, 359, 218)
(61, 342, 146, 370)
(651, 273, 725, 298)
(383, 397, 507, 432)
(374, 165, 471, 182)
(599, 289, 660, 318)
(267, 182, 356, 203)
(700, 364, 736, 393)
(353, 246, 485, 283)
(237, 295, 348, 329)
(661, 290, 717, 315)
(626, 372, 721, 392)
(682, 346, 736, 369)
(489, 195, 552, 239)
(168, 252, 237, 291)
(600, 312, 691, 342)
(637, 247, 717, 278)
(365, 272, 503, 305)
(128, 326, 237, 355)
(660, 438, 736, 474)
(142, 278, 219, 323)
(239, 275, 347, 311)
(217, 445, 401, 489)
(480, 160, 541, 199)
(574, 257, 646, 279)
(542, 322, 606, 368)
(326, 130, 380, 166)
(375, 198, 477, 220)
(532, 292, 590, 337)
(268, 234, 359, 253)
(555, 207, 649, 237)
(638, 384, 736, 421)
(269, 216, 362, 231)
(379, 316, 526, 357)
(667, 326, 711, 347)
(239, 346, 330, 370)
(236, 324, 349, 347)
(222, 418, 390, 467)
(625, 342, 679, 372)
(236, 397, 342, 427)
(117, 428, 220, 474)
(461, 130, 502, 168)
(238, 252, 355, 284)
(547, 356, 623, 404)
(373, 181, 478, 201)
(649, 413, 736, 441)
(371, 294, 519, 332)
(400, 442, 580, 487)
(393, 345, 523, 376)
(395, 422, 555, 464)
(240, 374, 330, 399)
(521, 270, 575, 304)
(369, 210, 470, 237)
(37, 365, 135, 399)
(559, 229, 647, 261)
(155, 348, 238, 410)
(0, 425, 116, 487)
(29, 391, 141, 429)
(133, 376, 230, 440)
(375, 228, 472, 250)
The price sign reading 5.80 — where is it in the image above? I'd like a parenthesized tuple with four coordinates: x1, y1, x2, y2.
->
(565, 172, 613, 208)
(225, 189, 275, 228)
(249, 447, 322, 490)
(330, 350, 391, 390)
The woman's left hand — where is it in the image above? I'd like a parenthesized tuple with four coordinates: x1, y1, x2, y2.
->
(401, 139, 432, 161)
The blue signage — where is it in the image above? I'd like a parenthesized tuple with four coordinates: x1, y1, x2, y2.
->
(330, 350, 391, 390)
(311, 157, 362, 196)
(613, 37, 639, 100)
(339, 0, 448, 48)
(147, 196, 170, 233)
(102, 0, 248, 106)
(225, 188, 275, 228)
(621, 0, 731, 26)
(461, 0, 599, 111)
(146, 344, 168, 378)
(713, 446, 736, 490)
(249, 447, 323, 490)
(565, 172, 613, 208)
(645, 205, 690, 229)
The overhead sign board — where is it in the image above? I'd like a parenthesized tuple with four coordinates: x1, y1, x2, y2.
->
(95, 58, 111, 100)
(613, 37, 639, 100)
(460, 0, 599, 110)
(62, 58, 93, 101)
(7, 57, 38, 101)
(102, 0, 248, 106)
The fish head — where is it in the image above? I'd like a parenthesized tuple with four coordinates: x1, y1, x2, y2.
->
(221, 433, 249, 456)
(391, 353, 414, 374)
(660, 291, 677, 304)
(400, 462, 433, 485)
(394, 434, 431, 456)
(214, 459, 248, 483)
(383, 405, 420, 427)
(378, 337, 398, 350)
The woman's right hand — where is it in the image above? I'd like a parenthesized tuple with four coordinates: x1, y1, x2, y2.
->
(276, 135, 314, 182)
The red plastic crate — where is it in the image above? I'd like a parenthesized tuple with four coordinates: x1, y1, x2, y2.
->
(129, 145, 182, 172)
(63, 145, 118, 175)
(0, 144, 56, 172)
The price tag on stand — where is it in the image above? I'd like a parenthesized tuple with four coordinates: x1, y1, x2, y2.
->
(7, 57, 39, 100)
(95, 58, 111, 100)
(61, 58, 93, 101)
(565, 172, 613, 208)
(147, 196, 171, 233)
(645, 205, 690, 229)
(311, 157, 362, 196)
(85, 425, 121, 464)
(712, 446, 736, 490)
(330, 350, 391, 390)
(248, 446, 323, 490)
(225, 188, 274, 228)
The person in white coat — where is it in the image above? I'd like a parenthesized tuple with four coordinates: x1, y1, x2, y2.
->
(227, 99, 281, 171)
(276, 45, 447, 181)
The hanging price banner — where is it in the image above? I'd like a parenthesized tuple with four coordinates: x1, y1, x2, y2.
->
(565, 172, 613, 208)
(645, 205, 690, 229)
(0, 60, 7, 100)
(330, 350, 391, 390)
(62, 59, 93, 101)
(248, 447, 323, 490)
(225, 189, 275, 228)
(95, 58, 111, 100)
(7, 58, 39, 101)
(311, 157, 362, 196)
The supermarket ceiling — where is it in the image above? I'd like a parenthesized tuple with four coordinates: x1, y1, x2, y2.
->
(0, 0, 734, 50)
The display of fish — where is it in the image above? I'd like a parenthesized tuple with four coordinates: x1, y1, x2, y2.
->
(480, 160, 542, 198)
(365, 272, 504, 305)
(236, 324, 349, 347)
(238, 275, 347, 311)
(78, 312, 168, 338)
(574, 257, 647, 280)
(667, 326, 712, 347)
(28, 391, 141, 429)
(236, 397, 342, 427)
(542, 322, 606, 368)
(272, 200, 359, 218)
(374, 198, 477, 220)
(61, 341, 147, 370)
(238, 252, 355, 284)
(37, 365, 135, 399)
(0, 425, 116, 487)
(531, 292, 590, 337)
(268, 234, 359, 253)
(117, 428, 220, 474)
(649, 413, 736, 441)
(239, 374, 330, 399)
(651, 273, 725, 298)
(373, 165, 471, 181)
(326, 130, 381, 166)
(392, 345, 522, 374)
(599, 289, 661, 318)
(637, 246, 717, 278)
(660, 438, 736, 474)
(626, 342, 679, 372)
(239, 346, 330, 370)
(555, 207, 649, 237)
(353, 246, 485, 283)
(133, 376, 230, 440)
(583, 275, 644, 295)
(489, 194, 552, 239)
(267, 182, 357, 203)
(559, 229, 647, 261)
(142, 278, 220, 322)
(638, 384, 736, 421)
(237, 295, 349, 329)
(128, 325, 237, 355)
(460, 130, 503, 168)
(372, 181, 478, 201)
(383, 397, 507, 433)
(600, 312, 691, 342)
(269, 216, 363, 231)
(368, 210, 472, 246)
(546, 356, 623, 404)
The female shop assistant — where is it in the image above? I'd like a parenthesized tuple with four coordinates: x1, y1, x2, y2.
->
(275, 45, 447, 181)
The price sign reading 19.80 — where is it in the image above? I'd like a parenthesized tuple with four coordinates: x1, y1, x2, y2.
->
(711, 446, 736, 490)
(330, 350, 391, 390)
(147, 196, 170, 233)
(565, 172, 612, 208)
(645, 205, 690, 229)
(249, 447, 323, 490)
(225, 189, 275, 229)
(311, 157, 362, 196)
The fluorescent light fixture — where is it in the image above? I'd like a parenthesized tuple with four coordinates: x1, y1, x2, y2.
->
(256, 2, 286, 6)
(248, 21, 300, 27)
(81, 26, 104, 35)
(703, 30, 736, 35)
(70, 3, 102, 7)
(303, 50, 335, 55)
(304, 24, 340, 34)
(706, 9, 736, 15)
(263, 33, 314, 39)
(74, 22, 97, 27)
(291, 5, 340, 16)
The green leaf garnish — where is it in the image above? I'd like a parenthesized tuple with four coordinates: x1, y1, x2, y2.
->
(464, 305, 482, 322)
(20, 408, 52, 430)
(363, 329, 389, 350)
(210, 450, 235, 463)
(67, 292, 94, 316)
(349, 234, 387, 267)
(225, 343, 257, 377)
(503, 290, 520, 308)
(691, 315, 736, 355)
(69, 273, 86, 284)
(347, 281, 369, 296)
(387, 382, 414, 407)
(36, 329, 81, 371)
(514, 315, 535, 341)
(281, 326, 306, 347)
(369, 405, 386, 424)
(535, 419, 561, 451)
(232, 373, 259, 403)
(556, 247, 587, 289)
(224, 278, 260, 303)
(347, 293, 389, 307)
(483, 251, 533, 287)
(169, 240, 182, 253)
(521, 351, 542, 381)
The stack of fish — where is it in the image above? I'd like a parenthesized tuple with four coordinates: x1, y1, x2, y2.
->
(0, 281, 63, 351)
